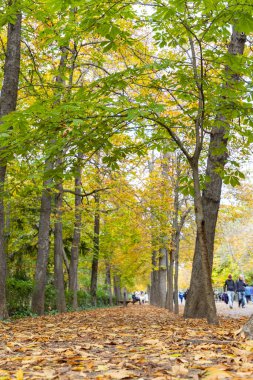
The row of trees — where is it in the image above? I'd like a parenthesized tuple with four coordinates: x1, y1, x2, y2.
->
(0, 0, 253, 326)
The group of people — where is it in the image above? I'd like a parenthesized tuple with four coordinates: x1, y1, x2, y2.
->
(131, 291, 149, 304)
(223, 274, 249, 309)
(178, 290, 188, 304)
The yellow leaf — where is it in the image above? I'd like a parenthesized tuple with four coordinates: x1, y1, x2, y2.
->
(105, 369, 135, 379)
(202, 366, 231, 380)
(15, 369, 23, 380)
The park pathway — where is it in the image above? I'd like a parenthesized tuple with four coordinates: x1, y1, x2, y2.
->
(0, 304, 252, 379)
(216, 300, 253, 318)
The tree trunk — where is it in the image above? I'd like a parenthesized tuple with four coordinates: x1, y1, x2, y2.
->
(184, 28, 246, 320)
(32, 43, 69, 314)
(113, 275, 121, 304)
(0, 11, 22, 319)
(150, 250, 159, 305)
(174, 233, 180, 314)
(166, 177, 181, 312)
(54, 182, 67, 313)
(241, 316, 253, 338)
(32, 162, 53, 315)
(90, 193, 100, 305)
(158, 247, 167, 307)
(123, 287, 127, 307)
(69, 159, 82, 310)
(105, 263, 113, 306)
(190, 163, 218, 324)
(166, 249, 174, 311)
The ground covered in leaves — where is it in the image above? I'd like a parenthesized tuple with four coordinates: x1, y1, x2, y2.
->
(0, 305, 252, 380)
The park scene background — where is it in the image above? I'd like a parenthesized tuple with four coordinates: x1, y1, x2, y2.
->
(1, 0, 253, 378)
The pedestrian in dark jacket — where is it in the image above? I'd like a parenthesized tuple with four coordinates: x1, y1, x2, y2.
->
(236, 274, 247, 308)
(224, 274, 236, 309)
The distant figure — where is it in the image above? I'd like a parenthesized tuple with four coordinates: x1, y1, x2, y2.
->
(183, 289, 189, 300)
(245, 286, 251, 303)
(140, 291, 145, 304)
(236, 274, 247, 308)
(132, 291, 141, 305)
(224, 274, 235, 309)
(144, 292, 149, 303)
(221, 292, 229, 304)
(179, 291, 184, 304)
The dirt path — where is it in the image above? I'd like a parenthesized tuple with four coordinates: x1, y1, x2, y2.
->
(216, 300, 253, 318)
(0, 305, 252, 379)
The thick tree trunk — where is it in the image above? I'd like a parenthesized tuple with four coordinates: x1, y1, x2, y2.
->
(69, 161, 82, 310)
(242, 316, 253, 338)
(90, 193, 100, 305)
(0, 11, 22, 319)
(32, 162, 53, 315)
(105, 263, 113, 306)
(54, 182, 67, 313)
(184, 29, 246, 320)
(189, 164, 218, 324)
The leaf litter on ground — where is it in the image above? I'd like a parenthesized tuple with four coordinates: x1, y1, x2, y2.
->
(0, 305, 252, 379)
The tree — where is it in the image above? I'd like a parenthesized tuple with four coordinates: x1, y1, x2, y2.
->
(0, 2, 22, 319)
(184, 27, 246, 319)
(106, 0, 250, 323)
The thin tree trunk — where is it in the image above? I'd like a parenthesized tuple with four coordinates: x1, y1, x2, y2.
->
(158, 247, 167, 307)
(62, 247, 69, 275)
(166, 155, 181, 312)
(69, 158, 82, 310)
(0, 11, 22, 319)
(90, 193, 100, 305)
(166, 249, 174, 311)
(184, 28, 246, 320)
(123, 287, 127, 307)
(54, 182, 66, 313)
(32, 44, 69, 314)
(174, 233, 180, 314)
(32, 161, 53, 315)
(105, 263, 113, 306)
(113, 275, 121, 304)
(150, 250, 159, 305)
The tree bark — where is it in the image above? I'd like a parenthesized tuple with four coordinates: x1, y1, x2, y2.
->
(157, 247, 167, 307)
(113, 275, 121, 304)
(150, 250, 160, 305)
(0, 11, 22, 319)
(105, 263, 113, 306)
(32, 161, 53, 315)
(69, 158, 82, 310)
(32, 43, 69, 314)
(184, 28, 246, 319)
(242, 316, 253, 338)
(190, 163, 218, 324)
(90, 193, 100, 305)
(174, 233, 180, 314)
(166, 248, 174, 311)
(54, 182, 67, 313)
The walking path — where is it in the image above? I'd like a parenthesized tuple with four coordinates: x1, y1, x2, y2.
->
(0, 305, 252, 379)
(216, 300, 253, 318)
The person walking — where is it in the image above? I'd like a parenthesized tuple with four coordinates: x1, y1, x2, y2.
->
(236, 274, 247, 308)
(179, 291, 184, 304)
(245, 285, 251, 303)
(224, 274, 235, 309)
